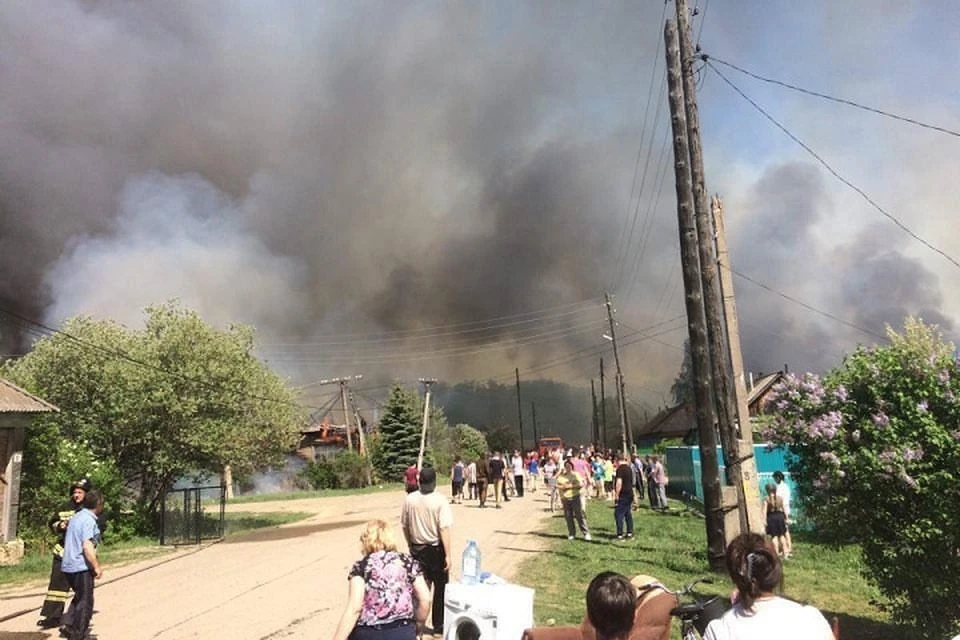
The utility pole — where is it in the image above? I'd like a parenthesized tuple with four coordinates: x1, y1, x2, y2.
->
(531, 402, 539, 448)
(590, 379, 600, 446)
(604, 293, 631, 457)
(599, 359, 608, 448)
(417, 378, 437, 470)
(349, 388, 372, 485)
(713, 195, 762, 527)
(665, 17, 726, 570)
(515, 368, 524, 452)
(675, 0, 749, 536)
(318, 376, 364, 452)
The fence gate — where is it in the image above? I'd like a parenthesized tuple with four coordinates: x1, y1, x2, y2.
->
(160, 484, 226, 545)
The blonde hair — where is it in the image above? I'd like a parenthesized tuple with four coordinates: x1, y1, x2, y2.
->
(360, 519, 397, 555)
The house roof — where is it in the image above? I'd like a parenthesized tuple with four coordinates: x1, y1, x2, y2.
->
(747, 372, 785, 409)
(635, 401, 694, 439)
(0, 378, 59, 414)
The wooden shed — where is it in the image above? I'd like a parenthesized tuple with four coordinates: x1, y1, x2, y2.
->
(0, 378, 58, 565)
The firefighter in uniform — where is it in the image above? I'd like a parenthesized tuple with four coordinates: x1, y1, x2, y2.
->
(38, 479, 92, 630)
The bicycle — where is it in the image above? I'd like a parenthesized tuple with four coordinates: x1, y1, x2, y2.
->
(659, 576, 726, 639)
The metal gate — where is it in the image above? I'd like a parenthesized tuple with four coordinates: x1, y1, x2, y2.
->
(160, 484, 226, 545)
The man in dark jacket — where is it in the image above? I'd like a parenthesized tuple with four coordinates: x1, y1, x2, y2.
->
(38, 479, 90, 630)
(475, 453, 490, 508)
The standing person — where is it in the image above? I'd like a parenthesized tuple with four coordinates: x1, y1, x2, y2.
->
(332, 520, 431, 640)
(762, 483, 788, 558)
(511, 450, 525, 498)
(38, 479, 90, 630)
(541, 456, 558, 513)
(591, 455, 605, 499)
(527, 451, 540, 493)
(475, 454, 490, 508)
(703, 533, 834, 639)
(465, 459, 477, 501)
(644, 456, 659, 509)
(400, 467, 452, 634)
(773, 471, 794, 558)
(403, 463, 419, 494)
(60, 489, 104, 640)
(450, 457, 464, 504)
(652, 456, 669, 511)
(613, 454, 634, 540)
(603, 455, 616, 501)
(572, 450, 592, 511)
(556, 459, 591, 541)
(489, 452, 506, 508)
(631, 454, 645, 511)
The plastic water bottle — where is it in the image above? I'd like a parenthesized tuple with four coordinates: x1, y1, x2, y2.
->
(461, 540, 481, 584)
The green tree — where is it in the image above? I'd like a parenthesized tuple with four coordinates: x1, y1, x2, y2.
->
(764, 318, 960, 637)
(371, 385, 422, 480)
(3, 302, 303, 534)
(428, 422, 488, 472)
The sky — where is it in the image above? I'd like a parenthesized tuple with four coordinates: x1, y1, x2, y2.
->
(1, 0, 958, 409)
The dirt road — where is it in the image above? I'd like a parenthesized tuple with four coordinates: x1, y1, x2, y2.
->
(0, 486, 552, 639)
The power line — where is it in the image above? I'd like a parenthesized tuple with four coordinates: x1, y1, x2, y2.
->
(695, 0, 711, 49)
(706, 59, 960, 272)
(723, 263, 887, 341)
(0, 307, 319, 411)
(704, 55, 960, 139)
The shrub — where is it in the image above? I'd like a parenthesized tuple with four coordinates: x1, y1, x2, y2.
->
(764, 318, 960, 637)
(299, 451, 370, 490)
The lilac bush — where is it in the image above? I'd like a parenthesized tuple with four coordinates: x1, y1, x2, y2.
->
(764, 318, 960, 636)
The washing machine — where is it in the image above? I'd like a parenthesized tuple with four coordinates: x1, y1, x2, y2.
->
(443, 581, 534, 640)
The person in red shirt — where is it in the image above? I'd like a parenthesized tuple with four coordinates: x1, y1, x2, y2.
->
(404, 463, 419, 493)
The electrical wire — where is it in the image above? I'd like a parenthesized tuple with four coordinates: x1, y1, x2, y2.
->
(704, 55, 960, 139)
(706, 60, 960, 272)
(723, 262, 887, 341)
(0, 307, 320, 410)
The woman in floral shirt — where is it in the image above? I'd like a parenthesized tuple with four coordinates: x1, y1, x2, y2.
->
(333, 519, 431, 640)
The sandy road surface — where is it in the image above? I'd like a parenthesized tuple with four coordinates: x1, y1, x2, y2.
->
(0, 486, 553, 639)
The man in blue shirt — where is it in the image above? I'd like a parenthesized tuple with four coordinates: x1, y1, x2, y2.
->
(60, 489, 103, 640)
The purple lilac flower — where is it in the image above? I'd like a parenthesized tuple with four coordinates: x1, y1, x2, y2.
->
(938, 370, 950, 384)
(872, 412, 890, 428)
(917, 400, 929, 413)
(819, 451, 841, 467)
(902, 447, 924, 462)
(834, 385, 848, 402)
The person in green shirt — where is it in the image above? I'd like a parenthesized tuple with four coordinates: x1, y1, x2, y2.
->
(556, 459, 591, 541)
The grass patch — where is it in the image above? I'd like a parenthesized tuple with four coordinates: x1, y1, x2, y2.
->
(517, 498, 900, 640)
(222, 482, 405, 505)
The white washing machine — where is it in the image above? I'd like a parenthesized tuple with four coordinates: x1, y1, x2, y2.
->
(443, 581, 535, 640)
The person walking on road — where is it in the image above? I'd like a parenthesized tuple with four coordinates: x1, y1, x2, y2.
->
(465, 459, 477, 501)
(557, 459, 591, 541)
(332, 519, 431, 640)
(400, 467, 452, 634)
(511, 451, 525, 498)
(450, 457, 465, 504)
(475, 454, 490, 508)
(489, 452, 507, 508)
(542, 456, 558, 513)
(403, 463, 419, 494)
(60, 489, 104, 640)
(526, 451, 540, 493)
(613, 454, 634, 539)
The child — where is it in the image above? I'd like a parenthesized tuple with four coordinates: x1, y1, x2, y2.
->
(762, 483, 788, 557)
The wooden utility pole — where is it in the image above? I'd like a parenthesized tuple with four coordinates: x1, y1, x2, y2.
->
(590, 379, 600, 445)
(319, 376, 364, 452)
(665, 17, 726, 570)
(599, 359, 608, 448)
(713, 195, 762, 527)
(515, 368, 525, 452)
(531, 402, 539, 448)
(417, 378, 437, 470)
(349, 388, 373, 485)
(675, 0, 749, 535)
(604, 293, 631, 457)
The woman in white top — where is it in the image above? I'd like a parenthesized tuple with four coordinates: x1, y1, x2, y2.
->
(703, 533, 834, 640)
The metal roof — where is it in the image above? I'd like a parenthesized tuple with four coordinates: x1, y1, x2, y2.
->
(0, 378, 59, 413)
